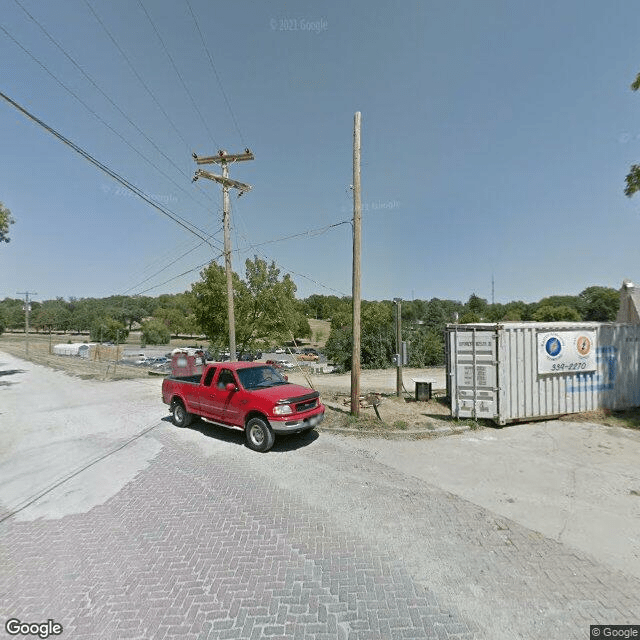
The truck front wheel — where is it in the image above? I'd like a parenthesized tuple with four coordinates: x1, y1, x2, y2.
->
(245, 417, 275, 452)
(172, 401, 193, 428)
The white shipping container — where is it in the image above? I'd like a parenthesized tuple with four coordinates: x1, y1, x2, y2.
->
(446, 322, 640, 424)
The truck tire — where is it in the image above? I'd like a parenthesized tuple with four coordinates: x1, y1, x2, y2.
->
(245, 417, 275, 452)
(172, 401, 193, 428)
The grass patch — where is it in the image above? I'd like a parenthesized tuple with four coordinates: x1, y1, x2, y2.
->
(559, 407, 640, 431)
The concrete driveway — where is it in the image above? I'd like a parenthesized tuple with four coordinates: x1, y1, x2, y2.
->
(335, 420, 640, 580)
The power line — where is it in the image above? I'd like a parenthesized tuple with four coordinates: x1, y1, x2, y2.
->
(0, 90, 217, 246)
(121, 235, 214, 295)
(9, 0, 212, 213)
(130, 256, 222, 296)
(82, 0, 192, 154)
(136, 0, 219, 150)
(184, 0, 247, 148)
(231, 199, 350, 297)
(234, 219, 351, 252)
(82, 0, 216, 206)
(0, 23, 212, 219)
(125, 223, 223, 288)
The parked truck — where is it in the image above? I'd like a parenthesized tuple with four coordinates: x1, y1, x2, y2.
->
(161, 361, 325, 452)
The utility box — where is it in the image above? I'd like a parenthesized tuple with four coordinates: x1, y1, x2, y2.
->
(412, 378, 436, 401)
(446, 322, 640, 424)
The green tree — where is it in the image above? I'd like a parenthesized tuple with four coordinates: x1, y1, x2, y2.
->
(324, 301, 396, 371)
(191, 257, 305, 353)
(89, 318, 128, 343)
(465, 293, 488, 319)
(532, 305, 581, 322)
(0, 202, 15, 244)
(578, 286, 619, 321)
(625, 72, 640, 197)
(0, 298, 24, 330)
(32, 299, 71, 332)
(140, 318, 171, 345)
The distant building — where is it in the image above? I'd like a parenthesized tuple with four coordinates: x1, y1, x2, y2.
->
(616, 280, 640, 323)
(53, 343, 96, 358)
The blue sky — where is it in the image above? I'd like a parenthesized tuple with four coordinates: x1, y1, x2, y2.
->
(1, 0, 639, 305)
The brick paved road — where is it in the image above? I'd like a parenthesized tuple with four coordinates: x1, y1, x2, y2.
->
(2, 420, 640, 640)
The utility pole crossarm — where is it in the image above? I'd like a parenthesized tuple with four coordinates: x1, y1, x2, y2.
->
(193, 149, 254, 165)
(192, 169, 252, 193)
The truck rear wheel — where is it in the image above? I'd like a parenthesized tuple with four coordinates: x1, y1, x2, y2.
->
(172, 401, 193, 428)
(245, 417, 275, 452)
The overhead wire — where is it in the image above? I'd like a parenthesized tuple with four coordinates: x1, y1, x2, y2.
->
(231, 197, 350, 297)
(136, 0, 220, 150)
(80, 0, 215, 204)
(126, 222, 223, 287)
(233, 219, 351, 253)
(130, 256, 223, 296)
(81, 0, 192, 153)
(0, 90, 218, 247)
(184, 0, 247, 148)
(0, 24, 213, 225)
(9, 0, 212, 214)
(121, 230, 220, 295)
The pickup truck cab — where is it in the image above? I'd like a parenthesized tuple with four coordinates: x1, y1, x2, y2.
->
(161, 362, 325, 452)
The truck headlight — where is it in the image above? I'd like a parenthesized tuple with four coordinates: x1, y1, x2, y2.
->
(273, 404, 293, 415)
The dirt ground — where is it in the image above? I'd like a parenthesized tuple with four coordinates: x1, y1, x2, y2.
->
(0, 333, 452, 430)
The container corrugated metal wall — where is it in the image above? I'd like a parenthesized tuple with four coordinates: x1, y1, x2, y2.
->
(447, 322, 640, 424)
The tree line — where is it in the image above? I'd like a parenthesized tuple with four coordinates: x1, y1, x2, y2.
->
(0, 260, 620, 370)
(312, 286, 620, 371)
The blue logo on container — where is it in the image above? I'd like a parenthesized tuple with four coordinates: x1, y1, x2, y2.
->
(545, 337, 562, 357)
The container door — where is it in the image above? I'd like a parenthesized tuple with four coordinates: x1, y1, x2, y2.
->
(450, 329, 498, 420)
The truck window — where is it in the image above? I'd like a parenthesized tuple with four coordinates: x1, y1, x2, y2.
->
(203, 367, 217, 387)
(217, 369, 236, 389)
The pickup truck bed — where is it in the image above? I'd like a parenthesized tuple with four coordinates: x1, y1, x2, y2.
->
(168, 374, 202, 384)
(162, 361, 325, 452)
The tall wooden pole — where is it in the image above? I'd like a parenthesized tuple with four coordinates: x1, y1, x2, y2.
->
(351, 112, 362, 416)
(192, 149, 253, 363)
(222, 161, 237, 361)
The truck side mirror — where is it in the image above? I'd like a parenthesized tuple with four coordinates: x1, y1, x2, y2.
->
(225, 382, 236, 392)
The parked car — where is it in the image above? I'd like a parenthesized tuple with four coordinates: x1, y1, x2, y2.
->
(161, 361, 325, 452)
(239, 353, 254, 361)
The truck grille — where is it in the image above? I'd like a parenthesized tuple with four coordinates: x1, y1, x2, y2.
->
(295, 399, 317, 413)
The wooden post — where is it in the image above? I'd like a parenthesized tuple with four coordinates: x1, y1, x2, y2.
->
(351, 112, 362, 416)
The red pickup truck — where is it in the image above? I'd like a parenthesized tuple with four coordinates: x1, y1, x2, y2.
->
(161, 361, 325, 452)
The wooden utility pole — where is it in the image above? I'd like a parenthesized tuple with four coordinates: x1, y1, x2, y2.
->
(193, 149, 254, 361)
(17, 291, 36, 357)
(351, 112, 362, 416)
(394, 297, 402, 397)
(221, 161, 236, 361)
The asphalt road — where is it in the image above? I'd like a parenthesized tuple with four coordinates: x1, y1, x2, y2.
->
(1, 351, 639, 640)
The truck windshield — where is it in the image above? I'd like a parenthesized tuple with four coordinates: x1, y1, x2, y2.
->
(237, 366, 288, 390)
